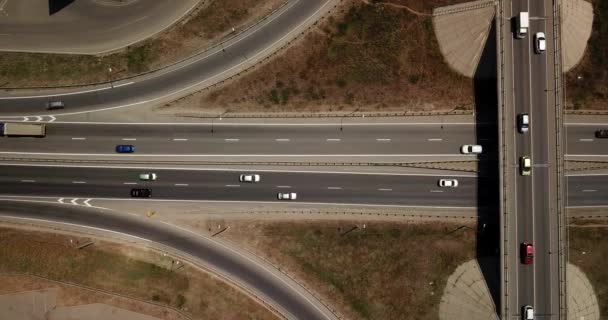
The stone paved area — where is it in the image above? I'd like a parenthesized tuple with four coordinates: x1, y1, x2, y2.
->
(567, 264, 600, 320)
(560, 0, 593, 72)
(0, 288, 57, 320)
(48, 303, 163, 320)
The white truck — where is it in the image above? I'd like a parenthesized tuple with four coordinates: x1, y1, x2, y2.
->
(516, 12, 529, 39)
(0, 123, 46, 137)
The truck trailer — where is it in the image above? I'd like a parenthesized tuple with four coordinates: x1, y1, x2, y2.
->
(0, 123, 46, 137)
(516, 12, 529, 39)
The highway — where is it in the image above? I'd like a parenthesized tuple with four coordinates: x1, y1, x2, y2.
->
(0, 165, 604, 208)
(0, 0, 335, 116)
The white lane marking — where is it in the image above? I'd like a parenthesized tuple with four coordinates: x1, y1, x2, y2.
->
(376, 138, 391, 142)
(326, 138, 341, 142)
(566, 123, 608, 126)
(430, 190, 444, 193)
(71, 137, 86, 140)
(327, 187, 342, 190)
(83, 199, 92, 207)
(70, 199, 78, 205)
(378, 188, 392, 191)
(582, 190, 596, 192)
(275, 139, 290, 142)
(12, 121, 478, 126)
(174, 183, 189, 187)
(0, 163, 477, 177)
(428, 138, 443, 141)
(578, 138, 593, 142)
(225, 184, 240, 187)
(113, 81, 134, 88)
(566, 155, 608, 157)
(276, 186, 291, 188)
(122, 138, 137, 141)
(72, 181, 87, 184)
(0, 86, 112, 99)
(0, 152, 468, 157)
(20, 180, 35, 183)
(123, 182, 137, 185)
(173, 138, 188, 141)
(0, 195, 478, 210)
(225, 139, 240, 142)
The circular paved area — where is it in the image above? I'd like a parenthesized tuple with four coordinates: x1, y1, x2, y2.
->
(0, 0, 201, 54)
(560, 0, 593, 72)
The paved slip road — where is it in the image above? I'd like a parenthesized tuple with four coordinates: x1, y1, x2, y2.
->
(0, 200, 337, 320)
(0, 0, 336, 116)
(0, 0, 200, 54)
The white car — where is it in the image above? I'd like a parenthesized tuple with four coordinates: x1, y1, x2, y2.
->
(461, 145, 483, 154)
(534, 32, 546, 53)
(518, 113, 530, 133)
(239, 174, 260, 183)
(139, 173, 157, 181)
(277, 192, 297, 200)
(438, 179, 459, 187)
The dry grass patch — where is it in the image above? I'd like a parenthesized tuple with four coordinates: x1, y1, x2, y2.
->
(0, 0, 285, 88)
(219, 219, 476, 320)
(0, 226, 277, 320)
(566, 0, 608, 111)
(174, 0, 474, 114)
(569, 220, 608, 315)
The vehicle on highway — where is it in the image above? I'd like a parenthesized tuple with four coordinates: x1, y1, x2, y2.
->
(521, 242, 534, 265)
(595, 129, 608, 138)
(116, 145, 135, 153)
(139, 173, 157, 181)
(45, 100, 65, 110)
(520, 156, 531, 176)
(534, 32, 546, 53)
(277, 192, 297, 200)
(461, 144, 483, 154)
(522, 305, 534, 319)
(130, 188, 151, 198)
(239, 174, 260, 183)
(438, 179, 459, 187)
(0, 123, 46, 137)
(518, 113, 529, 133)
(515, 12, 529, 38)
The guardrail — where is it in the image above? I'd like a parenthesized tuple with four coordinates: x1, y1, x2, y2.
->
(552, 1, 568, 318)
(495, 0, 509, 318)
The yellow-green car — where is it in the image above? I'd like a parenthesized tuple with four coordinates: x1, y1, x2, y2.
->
(520, 156, 531, 176)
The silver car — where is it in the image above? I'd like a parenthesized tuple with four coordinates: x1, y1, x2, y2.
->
(139, 173, 157, 181)
(239, 174, 260, 183)
(438, 179, 459, 187)
(277, 192, 297, 200)
(461, 145, 483, 154)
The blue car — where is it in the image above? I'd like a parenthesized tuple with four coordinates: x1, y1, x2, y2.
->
(115, 145, 135, 153)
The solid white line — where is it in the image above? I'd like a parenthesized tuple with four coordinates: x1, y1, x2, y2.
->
(565, 155, 608, 157)
(123, 182, 137, 185)
(173, 138, 188, 141)
(0, 86, 112, 100)
(581, 190, 596, 192)
(430, 190, 444, 193)
(71, 137, 86, 140)
(428, 138, 443, 141)
(225, 184, 240, 187)
(565, 123, 608, 126)
(276, 186, 291, 188)
(72, 181, 87, 184)
(19, 121, 478, 126)
(0, 163, 477, 177)
(0, 151, 467, 157)
(327, 187, 342, 190)
(376, 138, 391, 142)
(122, 138, 137, 141)
(20, 180, 35, 183)
(378, 188, 392, 191)
(326, 138, 341, 142)
(225, 139, 240, 142)
(275, 139, 290, 142)
(174, 183, 189, 187)
(113, 81, 134, 88)
(578, 138, 593, 142)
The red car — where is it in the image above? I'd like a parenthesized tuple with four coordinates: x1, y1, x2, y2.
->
(521, 242, 534, 265)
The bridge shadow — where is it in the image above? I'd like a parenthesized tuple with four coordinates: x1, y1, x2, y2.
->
(49, 0, 74, 15)
(474, 19, 501, 313)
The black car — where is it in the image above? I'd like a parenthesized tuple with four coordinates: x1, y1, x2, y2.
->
(595, 129, 608, 138)
(130, 188, 151, 198)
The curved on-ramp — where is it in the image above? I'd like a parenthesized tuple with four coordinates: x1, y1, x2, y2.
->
(0, 199, 338, 320)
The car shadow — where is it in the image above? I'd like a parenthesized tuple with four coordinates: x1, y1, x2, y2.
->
(49, 0, 75, 15)
(473, 18, 501, 314)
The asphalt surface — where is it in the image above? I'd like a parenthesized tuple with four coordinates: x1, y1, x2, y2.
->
(0, 200, 336, 320)
(0, 0, 333, 116)
(0, 0, 200, 54)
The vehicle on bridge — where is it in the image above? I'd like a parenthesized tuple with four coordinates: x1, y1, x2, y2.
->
(240, 174, 261, 183)
(520, 156, 531, 176)
(534, 32, 546, 53)
(116, 145, 136, 153)
(438, 179, 458, 187)
(595, 129, 608, 138)
(131, 188, 151, 198)
(0, 123, 46, 137)
(139, 173, 157, 181)
(522, 305, 534, 319)
(277, 192, 297, 200)
(460, 144, 483, 154)
(520, 242, 534, 265)
(45, 100, 65, 110)
(516, 12, 529, 39)
(518, 113, 529, 133)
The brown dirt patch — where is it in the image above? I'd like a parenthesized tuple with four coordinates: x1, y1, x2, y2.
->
(0, 0, 285, 88)
(0, 226, 277, 320)
(565, 0, 608, 111)
(164, 0, 474, 115)
(215, 219, 476, 320)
